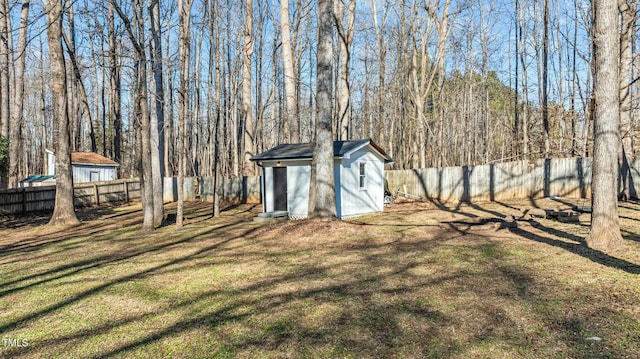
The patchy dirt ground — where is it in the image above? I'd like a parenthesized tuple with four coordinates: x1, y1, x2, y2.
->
(0, 198, 639, 358)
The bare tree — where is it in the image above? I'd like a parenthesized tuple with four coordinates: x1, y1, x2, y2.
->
(108, 2, 122, 171)
(369, 0, 388, 142)
(334, 0, 355, 140)
(113, 0, 156, 230)
(586, 0, 624, 249)
(46, 0, 79, 226)
(541, 0, 550, 157)
(618, 0, 636, 200)
(8, 0, 29, 188)
(177, 0, 194, 228)
(280, 0, 299, 142)
(242, 0, 255, 176)
(148, 0, 165, 226)
(62, 25, 97, 154)
(0, 0, 10, 142)
(309, 0, 336, 218)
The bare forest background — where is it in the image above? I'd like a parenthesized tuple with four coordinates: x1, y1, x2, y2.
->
(0, 0, 636, 188)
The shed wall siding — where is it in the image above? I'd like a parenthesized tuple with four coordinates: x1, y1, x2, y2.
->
(72, 165, 117, 183)
(339, 149, 384, 218)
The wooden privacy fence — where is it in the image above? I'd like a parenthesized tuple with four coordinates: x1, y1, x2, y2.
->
(7, 157, 637, 215)
(0, 179, 141, 215)
(386, 157, 640, 203)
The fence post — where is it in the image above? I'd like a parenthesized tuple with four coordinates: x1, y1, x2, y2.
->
(94, 184, 100, 205)
(22, 188, 26, 215)
(124, 181, 130, 203)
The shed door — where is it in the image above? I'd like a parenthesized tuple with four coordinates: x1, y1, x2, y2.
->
(273, 167, 287, 211)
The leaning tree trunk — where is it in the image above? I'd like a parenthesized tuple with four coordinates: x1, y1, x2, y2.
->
(309, 0, 336, 219)
(586, 0, 624, 249)
(46, 0, 80, 226)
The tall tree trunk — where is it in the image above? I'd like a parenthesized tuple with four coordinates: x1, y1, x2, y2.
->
(0, 0, 10, 141)
(369, 0, 388, 148)
(309, 0, 336, 218)
(8, 0, 29, 188)
(207, 0, 221, 217)
(586, 0, 624, 249)
(46, 0, 79, 226)
(242, 0, 255, 176)
(334, 0, 355, 140)
(164, 16, 174, 176)
(518, 5, 529, 161)
(542, 0, 550, 157)
(570, 0, 578, 156)
(514, 0, 520, 159)
(619, 0, 635, 200)
(113, 0, 155, 230)
(177, 0, 193, 228)
(280, 0, 299, 142)
(109, 3, 122, 172)
(148, 0, 165, 225)
(134, 2, 155, 231)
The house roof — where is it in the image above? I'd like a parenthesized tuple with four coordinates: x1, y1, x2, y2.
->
(20, 175, 56, 183)
(71, 152, 119, 166)
(250, 139, 394, 163)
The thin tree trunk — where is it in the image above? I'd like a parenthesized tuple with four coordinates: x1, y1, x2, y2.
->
(619, 0, 635, 200)
(113, 0, 155, 230)
(148, 0, 165, 225)
(8, 0, 29, 188)
(280, 0, 299, 143)
(46, 0, 80, 226)
(519, 4, 529, 161)
(542, 0, 550, 157)
(334, 0, 355, 140)
(0, 0, 10, 141)
(109, 3, 122, 172)
(242, 0, 255, 176)
(62, 30, 97, 154)
(177, 0, 194, 228)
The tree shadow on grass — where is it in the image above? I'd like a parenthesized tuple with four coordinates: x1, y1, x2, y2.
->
(431, 199, 640, 275)
(453, 215, 640, 275)
(1, 202, 639, 358)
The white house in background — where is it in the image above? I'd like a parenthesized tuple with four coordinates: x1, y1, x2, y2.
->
(45, 149, 119, 183)
(250, 139, 394, 219)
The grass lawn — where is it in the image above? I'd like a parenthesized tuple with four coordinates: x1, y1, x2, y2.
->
(0, 198, 639, 358)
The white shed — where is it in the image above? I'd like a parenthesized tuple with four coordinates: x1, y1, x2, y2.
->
(251, 139, 393, 219)
(45, 149, 119, 183)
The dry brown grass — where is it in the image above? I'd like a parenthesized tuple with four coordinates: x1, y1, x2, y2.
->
(0, 198, 639, 358)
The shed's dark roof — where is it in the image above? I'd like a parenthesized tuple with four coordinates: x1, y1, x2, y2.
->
(251, 139, 393, 163)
